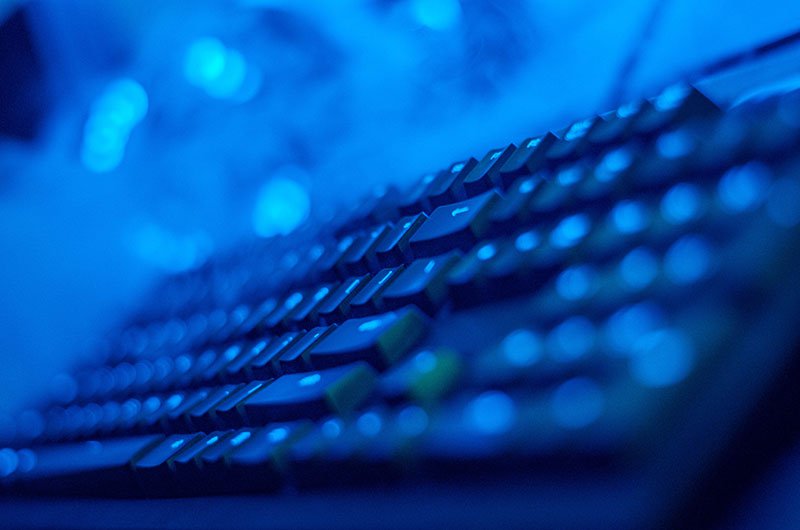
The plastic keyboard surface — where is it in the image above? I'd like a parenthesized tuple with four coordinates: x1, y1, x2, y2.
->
(2, 84, 800, 529)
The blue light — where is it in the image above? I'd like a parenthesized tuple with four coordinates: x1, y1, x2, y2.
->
(604, 302, 667, 356)
(267, 427, 289, 443)
(411, 0, 462, 31)
(476, 243, 496, 261)
(397, 405, 429, 436)
(466, 391, 516, 435)
(717, 162, 771, 213)
(556, 166, 583, 186)
(654, 84, 690, 111)
(656, 130, 693, 159)
(501, 329, 543, 367)
(230, 431, 252, 447)
(555, 265, 596, 300)
(321, 418, 342, 438)
(184, 38, 251, 99)
(596, 147, 633, 181)
(548, 316, 595, 361)
(630, 329, 695, 387)
(664, 235, 713, 284)
(661, 183, 702, 224)
(252, 176, 310, 237)
(81, 78, 148, 173)
(550, 377, 604, 429)
(550, 213, 591, 248)
(0, 449, 18, 478)
(298, 373, 321, 387)
(611, 200, 649, 234)
(515, 230, 540, 252)
(412, 350, 437, 373)
(356, 412, 383, 437)
(619, 247, 658, 290)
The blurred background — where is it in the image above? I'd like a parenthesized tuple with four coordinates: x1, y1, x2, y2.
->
(1, 0, 799, 419)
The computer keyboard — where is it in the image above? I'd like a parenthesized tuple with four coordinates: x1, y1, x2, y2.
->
(2, 83, 800, 528)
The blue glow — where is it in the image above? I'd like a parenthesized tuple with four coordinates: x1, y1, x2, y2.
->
(656, 130, 693, 159)
(518, 178, 536, 194)
(555, 265, 596, 300)
(616, 101, 640, 118)
(556, 166, 583, 186)
(284, 292, 303, 309)
(170, 439, 185, 449)
(298, 373, 321, 387)
(206, 435, 220, 445)
(451, 206, 470, 217)
(767, 177, 800, 227)
(165, 393, 183, 410)
(230, 430, 252, 446)
(564, 119, 592, 141)
(321, 419, 343, 438)
(397, 406, 429, 437)
(661, 183, 702, 224)
(604, 302, 667, 356)
(476, 243, 496, 261)
(313, 286, 330, 301)
(356, 412, 383, 437)
(81, 78, 148, 173)
(619, 247, 659, 289)
(664, 235, 713, 284)
(411, 0, 462, 31)
(551, 377, 604, 429)
(466, 391, 516, 435)
(548, 316, 595, 361)
(184, 38, 252, 99)
(717, 162, 771, 213)
(515, 230, 540, 252)
(630, 329, 695, 387)
(267, 427, 289, 443)
(413, 350, 438, 373)
(0, 448, 18, 477)
(597, 147, 633, 180)
(550, 214, 591, 248)
(501, 329, 543, 367)
(611, 200, 649, 234)
(253, 177, 310, 237)
(654, 84, 690, 111)
(358, 318, 383, 332)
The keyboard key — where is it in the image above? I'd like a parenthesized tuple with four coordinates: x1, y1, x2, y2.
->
(380, 253, 461, 314)
(244, 331, 301, 380)
(227, 422, 312, 491)
(462, 145, 517, 196)
(133, 433, 205, 496)
(348, 266, 404, 316)
(374, 214, 427, 267)
(496, 132, 557, 187)
(316, 275, 370, 324)
(278, 326, 337, 374)
(310, 307, 428, 369)
(425, 158, 478, 208)
(12, 435, 162, 496)
(409, 191, 500, 258)
(379, 348, 463, 405)
(240, 362, 377, 423)
(339, 226, 390, 276)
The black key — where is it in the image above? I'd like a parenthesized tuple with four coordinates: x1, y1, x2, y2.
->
(338, 225, 390, 276)
(425, 158, 478, 208)
(310, 307, 429, 369)
(486, 176, 540, 236)
(244, 331, 301, 380)
(223, 339, 271, 382)
(380, 253, 460, 314)
(11, 435, 162, 496)
(161, 389, 211, 432)
(546, 116, 601, 163)
(133, 433, 205, 497)
(462, 145, 517, 197)
(316, 275, 370, 324)
(409, 191, 499, 258)
(379, 347, 463, 404)
(228, 422, 312, 491)
(397, 172, 441, 215)
(335, 185, 400, 237)
(496, 132, 557, 187)
(348, 266, 405, 317)
(171, 431, 234, 494)
(209, 380, 269, 428)
(278, 326, 337, 374)
(284, 284, 334, 328)
(315, 237, 357, 281)
(261, 290, 309, 330)
(374, 214, 427, 267)
(240, 362, 377, 423)
(237, 298, 278, 339)
(634, 85, 719, 137)
(445, 241, 497, 308)
(184, 385, 241, 431)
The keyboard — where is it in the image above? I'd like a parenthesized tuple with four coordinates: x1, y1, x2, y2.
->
(2, 83, 800, 529)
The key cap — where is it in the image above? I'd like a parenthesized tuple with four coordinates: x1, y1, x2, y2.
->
(227, 422, 312, 490)
(316, 275, 370, 324)
(184, 385, 242, 431)
(210, 381, 269, 428)
(223, 339, 271, 382)
(462, 145, 517, 197)
(496, 132, 557, 187)
(486, 176, 540, 236)
(546, 117, 602, 164)
(374, 214, 427, 267)
(278, 326, 337, 374)
(379, 348, 463, 405)
(409, 191, 499, 258)
(397, 172, 441, 215)
(338, 226, 390, 276)
(348, 266, 404, 317)
(310, 307, 428, 369)
(244, 331, 301, 380)
(380, 253, 460, 314)
(240, 362, 377, 423)
(170, 431, 234, 494)
(133, 433, 205, 497)
(425, 158, 478, 208)
(12, 435, 162, 496)
(634, 85, 719, 137)
(284, 284, 335, 328)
